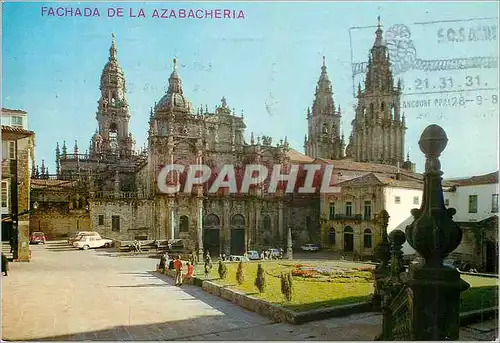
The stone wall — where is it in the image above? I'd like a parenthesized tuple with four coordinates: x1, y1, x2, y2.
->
(30, 210, 91, 239)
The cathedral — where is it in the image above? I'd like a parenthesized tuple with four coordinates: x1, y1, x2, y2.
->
(30, 19, 415, 257)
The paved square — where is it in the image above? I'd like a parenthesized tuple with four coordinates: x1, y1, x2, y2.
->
(1, 241, 495, 341)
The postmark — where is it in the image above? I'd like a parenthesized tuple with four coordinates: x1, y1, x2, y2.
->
(349, 17, 498, 110)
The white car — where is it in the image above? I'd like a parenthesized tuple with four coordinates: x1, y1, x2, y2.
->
(68, 231, 99, 245)
(301, 244, 320, 252)
(73, 235, 113, 250)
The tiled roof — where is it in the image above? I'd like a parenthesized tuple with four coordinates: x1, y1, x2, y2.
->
(1, 125, 34, 136)
(2, 108, 27, 114)
(286, 148, 314, 163)
(313, 157, 423, 177)
(336, 172, 423, 190)
(31, 179, 77, 189)
(444, 171, 499, 186)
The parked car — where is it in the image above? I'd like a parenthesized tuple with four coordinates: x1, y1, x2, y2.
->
(229, 255, 250, 262)
(73, 235, 113, 250)
(300, 243, 320, 252)
(247, 250, 260, 260)
(67, 231, 99, 245)
(268, 248, 282, 259)
(29, 232, 46, 244)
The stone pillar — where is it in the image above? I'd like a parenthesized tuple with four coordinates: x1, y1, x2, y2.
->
(223, 200, 231, 255)
(278, 200, 284, 242)
(286, 227, 293, 260)
(405, 125, 470, 340)
(197, 198, 204, 263)
(168, 198, 175, 240)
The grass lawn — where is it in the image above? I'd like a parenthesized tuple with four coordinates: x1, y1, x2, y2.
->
(194, 261, 499, 313)
(460, 275, 499, 313)
(196, 261, 374, 312)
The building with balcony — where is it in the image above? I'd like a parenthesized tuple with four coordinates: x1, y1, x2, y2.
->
(443, 171, 499, 273)
(1, 124, 35, 261)
(319, 169, 424, 256)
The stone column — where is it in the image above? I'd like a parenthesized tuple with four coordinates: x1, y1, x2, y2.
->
(168, 198, 175, 240)
(286, 227, 293, 260)
(197, 198, 204, 263)
(405, 125, 470, 340)
(278, 200, 284, 242)
(223, 200, 231, 255)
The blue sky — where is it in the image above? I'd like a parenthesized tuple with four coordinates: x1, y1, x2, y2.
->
(2, 1, 499, 178)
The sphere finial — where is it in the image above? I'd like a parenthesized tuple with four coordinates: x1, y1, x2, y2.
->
(419, 124, 448, 156)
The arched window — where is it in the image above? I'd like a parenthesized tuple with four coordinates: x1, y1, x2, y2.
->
(231, 214, 245, 227)
(204, 213, 220, 228)
(328, 228, 336, 245)
(364, 228, 372, 248)
(180, 216, 189, 232)
(344, 226, 353, 234)
(322, 123, 328, 134)
(109, 123, 118, 133)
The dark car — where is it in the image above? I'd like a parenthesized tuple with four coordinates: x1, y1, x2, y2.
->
(29, 232, 46, 244)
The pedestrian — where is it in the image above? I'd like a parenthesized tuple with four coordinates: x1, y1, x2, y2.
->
(204, 254, 212, 279)
(9, 236, 14, 253)
(174, 255, 183, 286)
(159, 253, 167, 272)
(183, 262, 194, 283)
(1, 252, 9, 276)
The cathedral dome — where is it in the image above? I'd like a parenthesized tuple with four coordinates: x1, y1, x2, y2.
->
(154, 58, 192, 113)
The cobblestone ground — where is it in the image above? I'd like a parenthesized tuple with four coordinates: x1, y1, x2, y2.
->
(1, 241, 497, 341)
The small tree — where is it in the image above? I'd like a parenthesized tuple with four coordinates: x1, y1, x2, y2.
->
(236, 261, 245, 285)
(254, 263, 266, 293)
(281, 272, 293, 301)
(287, 271, 294, 295)
(218, 260, 228, 279)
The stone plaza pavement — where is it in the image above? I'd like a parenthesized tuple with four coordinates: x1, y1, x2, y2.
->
(2, 241, 497, 341)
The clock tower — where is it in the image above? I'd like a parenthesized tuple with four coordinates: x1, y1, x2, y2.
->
(346, 17, 408, 166)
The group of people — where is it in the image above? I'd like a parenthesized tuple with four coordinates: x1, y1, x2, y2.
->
(158, 252, 195, 286)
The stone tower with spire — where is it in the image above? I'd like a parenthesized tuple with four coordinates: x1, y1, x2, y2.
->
(346, 17, 408, 166)
(304, 57, 344, 160)
(92, 33, 134, 157)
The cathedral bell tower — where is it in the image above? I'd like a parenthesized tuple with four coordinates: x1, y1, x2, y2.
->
(92, 33, 134, 157)
(347, 17, 407, 166)
(304, 57, 344, 160)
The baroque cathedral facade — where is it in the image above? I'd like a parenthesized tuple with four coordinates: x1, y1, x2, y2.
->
(31, 19, 415, 257)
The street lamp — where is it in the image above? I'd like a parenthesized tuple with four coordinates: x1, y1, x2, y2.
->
(33, 201, 39, 210)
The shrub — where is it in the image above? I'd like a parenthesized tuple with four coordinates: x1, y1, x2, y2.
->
(255, 263, 266, 293)
(218, 260, 228, 279)
(236, 261, 245, 285)
(281, 272, 293, 301)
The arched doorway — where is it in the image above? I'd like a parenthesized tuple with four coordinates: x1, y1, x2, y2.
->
(203, 214, 220, 257)
(343, 226, 354, 252)
(328, 228, 336, 245)
(363, 228, 372, 248)
(231, 214, 245, 255)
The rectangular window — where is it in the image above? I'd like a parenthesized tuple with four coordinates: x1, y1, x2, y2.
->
(11, 116, 23, 127)
(445, 199, 450, 206)
(364, 201, 371, 220)
(2, 141, 16, 160)
(98, 215, 104, 225)
(346, 202, 352, 217)
(468, 195, 478, 213)
(1, 181, 8, 208)
(111, 215, 120, 232)
(492, 194, 499, 213)
(329, 203, 335, 220)
(394, 196, 401, 204)
(413, 196, 419, 205)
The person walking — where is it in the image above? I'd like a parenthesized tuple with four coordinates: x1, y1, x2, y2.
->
(183, 262, 194, 283)
(174, 255, 183, 286)
(204, 254, 212, 279)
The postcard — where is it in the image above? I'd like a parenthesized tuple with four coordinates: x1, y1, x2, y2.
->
(2, 1, 499, 341)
